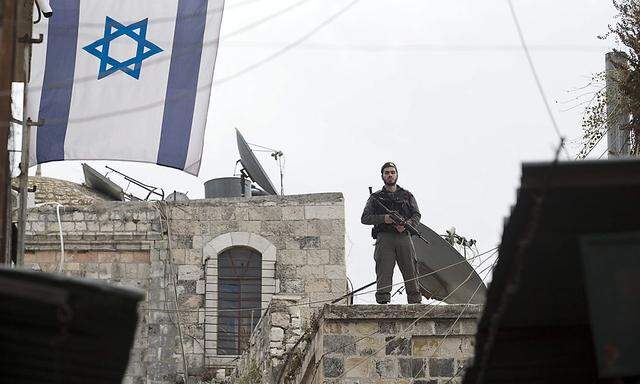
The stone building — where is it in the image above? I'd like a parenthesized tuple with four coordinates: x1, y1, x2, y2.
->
(20, 176, 483, 384)
(21, 178, 348, 384)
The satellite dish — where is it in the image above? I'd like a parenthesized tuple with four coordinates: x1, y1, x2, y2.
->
(412, 223, 487, 304)
(165, 191, 189, 202)
(82, 163, 124, 201)
(236, 129, 278, 195)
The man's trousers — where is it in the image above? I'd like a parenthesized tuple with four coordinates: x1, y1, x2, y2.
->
(374, 231, 422, 304)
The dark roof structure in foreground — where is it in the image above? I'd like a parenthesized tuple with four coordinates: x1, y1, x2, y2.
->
(464, 159, 640, 384)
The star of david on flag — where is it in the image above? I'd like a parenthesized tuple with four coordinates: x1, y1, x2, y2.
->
(27, 0, 225, 175)
(83, 17, 163, 80)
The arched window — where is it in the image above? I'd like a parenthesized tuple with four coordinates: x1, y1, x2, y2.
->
(217, 246, 262, 355)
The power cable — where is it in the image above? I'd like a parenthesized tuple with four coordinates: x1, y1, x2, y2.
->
(19, 0, 318, 96)
(333, 254, 496, 380)
(506, 0, 570, 159)
(474, 138, 564, 384)
(144, 245, 498, 315)
(213, 0, 362, 85)
(156, 202, 190, 384)
(412, 259, 498, 380)
(306, 257, 496, 383)
(222, 41, 610, 53)
(72, 0, 264, 28)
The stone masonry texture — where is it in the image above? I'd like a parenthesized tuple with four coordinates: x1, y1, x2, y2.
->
(23, 193, 346, 384)
(277, 304, 482, 384)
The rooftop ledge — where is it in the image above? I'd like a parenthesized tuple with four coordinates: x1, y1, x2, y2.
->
(323, 304, 483, 320)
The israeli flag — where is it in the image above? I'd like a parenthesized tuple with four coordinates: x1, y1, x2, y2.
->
(27, 0, 224, 175)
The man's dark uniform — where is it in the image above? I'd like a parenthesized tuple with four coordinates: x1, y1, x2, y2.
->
(361, 185, 422, 304)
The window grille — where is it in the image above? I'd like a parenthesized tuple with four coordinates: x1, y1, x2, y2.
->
(217, 246, 262, 355)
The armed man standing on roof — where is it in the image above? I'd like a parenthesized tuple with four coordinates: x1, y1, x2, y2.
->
(361, 162, 422, 304)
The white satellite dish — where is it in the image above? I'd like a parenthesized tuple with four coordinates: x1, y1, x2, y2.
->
(236, 129, 278, 195)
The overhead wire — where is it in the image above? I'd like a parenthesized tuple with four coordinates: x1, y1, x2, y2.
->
(138, 245, 499, 315)
(473, 138, 565, 384)
(304, 254, 497, 383)
(506, 0, 571, 159)
(411, 258, 498, 380)
(20, 0, 319, 96)
(331, 254, 495, 380)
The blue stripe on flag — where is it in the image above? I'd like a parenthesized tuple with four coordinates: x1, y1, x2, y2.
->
(36, 0, 80, 163)
(157, 0, 209, 170)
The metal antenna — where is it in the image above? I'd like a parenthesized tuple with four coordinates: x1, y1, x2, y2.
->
(105, 165, 164, 200)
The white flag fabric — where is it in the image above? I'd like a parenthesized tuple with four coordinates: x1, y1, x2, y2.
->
(27, 0, 224, 175)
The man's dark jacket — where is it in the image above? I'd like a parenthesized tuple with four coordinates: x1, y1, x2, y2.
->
(361, 186, 421, 239)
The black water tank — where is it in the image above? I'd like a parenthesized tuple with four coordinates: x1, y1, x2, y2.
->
(204, 177, 252, 198)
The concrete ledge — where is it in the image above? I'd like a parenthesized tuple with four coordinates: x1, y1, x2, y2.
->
(323, 304, 483, 320)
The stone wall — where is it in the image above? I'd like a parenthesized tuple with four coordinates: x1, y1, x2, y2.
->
(231, 304, 481, 384)
(22, 192, 347, 384)
(234, 295, 313, 384)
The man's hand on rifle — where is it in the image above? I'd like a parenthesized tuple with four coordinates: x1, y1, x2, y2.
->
(383, 214, 394, 224)
(394, 224, 405, 233)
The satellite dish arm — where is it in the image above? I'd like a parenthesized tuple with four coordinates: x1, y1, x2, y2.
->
(368, 190, 430, 245)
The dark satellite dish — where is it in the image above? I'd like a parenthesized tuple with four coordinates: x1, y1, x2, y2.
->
(82, 163, 124, 201)
(412, 223, 487, 304)
(236, 129, 278, 195)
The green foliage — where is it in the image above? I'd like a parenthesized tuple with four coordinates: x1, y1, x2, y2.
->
(236, 360, 262, 384)
(580, 0, 640, 157)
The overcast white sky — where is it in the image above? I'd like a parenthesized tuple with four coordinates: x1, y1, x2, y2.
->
(32, 0, 616, 304)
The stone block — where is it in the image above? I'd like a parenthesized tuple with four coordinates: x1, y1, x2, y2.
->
(278, 250, 306, 266)
(399, 358, 426, 378)
(282, 206, 304, 220)
(99, 222, 113, 232)
(344, 357, 374, 379)
(323, 357, 344, 378)
(351, 321, 378, 336)
(195, 280, 205, 294)
(138, 264, 150, 278)
(459, 319, 478, 335)
(429, 358, 454, 377)
(238, 220, 261, 233)
(305, 279, 331, 293)
(248, 207, 282, 221)
(330, 279, 347, 293)
(125, 264, 138, 279)
(185, 249, 202, 264)
(307, 249, 330, 265)
(297, 236, 320, 249)
(357, 336, 385, 357)
(325, 265, 346, 279)
(297, 265, 325, 279)
(270, 347, 284, 357)
(271, 312, 290, 328)
(324, 335, 356, 355)
(270, 327, 284, 342)
(99, 264, 112, 279)
(281, 278, 304, 293)
(385, 336, 411, 356)
(375, 358, 397, 378)
(412, 336, 471, 358)
(304, 205, 343, 220)
(435, 319, 460, 335)
(178, 265, 202, 281)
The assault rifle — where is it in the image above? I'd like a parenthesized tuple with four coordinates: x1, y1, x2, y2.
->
(368, 187, 429, 245)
